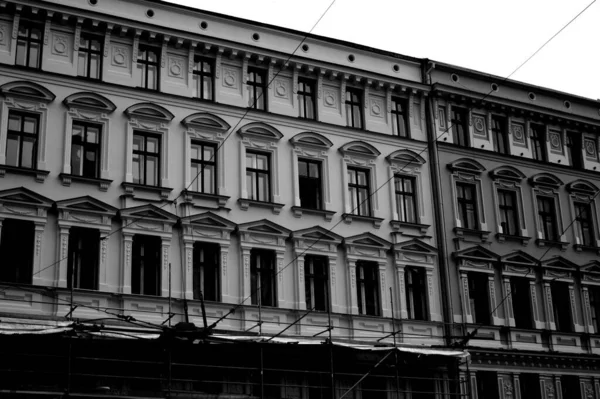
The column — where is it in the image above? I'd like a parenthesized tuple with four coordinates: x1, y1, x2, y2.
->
(460, 272, 473, 324)
(378, 262, 390, 317)
(31, 223, 46, 286)
(160, 238, 171, 297)
(295, 252, 306, 310)
(497, 373, 515, 399)
(396, 264, 407, 319)
(276, 251, 286, 308)
(569, 283, 584, 332)
(514, 374, 522, 399)
(426, 269, 442, 321)
(543, 282, 557, 330)
(530, 280, 545, 329)
(489, 275, 502, 325)
(504, 277, 515, 327)
(56, 226, 70, 288)
(581, 286, 594, 333)
(122, 233, 133, 294)
(241, 247, 251, 303)
(539, 375, 558, 399)
(183, 240, 194, 299)
(291, 150, 301, 207)
(458, 371, 469, 399)
(329, 256, 339, 313)
(220, 245, 231, 303)
(99, 233, 109, 291)
(347, 259, 358, 315)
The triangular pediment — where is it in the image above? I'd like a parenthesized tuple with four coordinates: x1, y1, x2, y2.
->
(120, 204, 177, 223)
(489, 166, 526, 181)
(238, 122, 283, 140)
(0, 187, 52, 208)
(1, 81, 56, 102)
(541, 256, 578, 271)
(386, 149, 426, 166)
(63, 92, 116, 113)
(181, 212, 236, 230)
(500, 251, 539, 267)
(292, 226, 342, 243)
(454, 245, 498, 262)
(393, 238, 437, 254)
(581, 261, 600, 275)
(447, 158, 485, 174)
(339, 141, 380, 157)
(344, 232, 391, 249)
(238, 219, 291, 236)
(182, 112, 231, 131)
(56, 196, 117, 215)
(125, 102, 174, 122)
(289, 132, 333, 148)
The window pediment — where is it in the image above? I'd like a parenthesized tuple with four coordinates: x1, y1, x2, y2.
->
(63, 92, 116, 113)
(489, 166, 526, 181)
(567, 179, 598, 195)
(500, 250, 539, 267)
(386, 149, 425, 166)
(238, 122, 283, 140)
(238, 219, 290, 248)
(120, 204, 178, 224)
(125, 102, 174, 122)
(291, 226, 342, 243)
(453, 245, 498, 263)
(0, 187, 52, 221)
(182, 112, 231, 132)
(541, 256, 577, 272)
(393, 239, 437, 266)
(181, 211, 236, 230)
(344, 232, 390, 260)
(581, 261, 600, 284)
(339, 141, 380, 157)
(393, 238, 437, 255)
(529, 173, 563, 188)
(447, 158, 486, 174)
(290, 132, 333, 149)
(180, 211, 236, 242)
(0, 81, 56, 103)
(56, 196, 117, 216)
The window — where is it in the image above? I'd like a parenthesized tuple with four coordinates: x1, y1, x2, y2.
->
(394, 175, 417, 223)
(247, 67, 266, 110)
(132, 235, 161, 296)
(561, 376, 581, 399)
(298, 159, 322, 210)
(193, 57, 214, 100)
(468, 273, 490, 324)
(498, 190, 519, 236)
(137, 45, 160, 90)
(456, 183, 478, 230)
(132, 132, 161, 186)
(15, 21, 43, 69)
(405, 267, 428, 320)
(551, 282, 572, 332)
(0, 219, 34, 284)
(345, 88, 363, 129)
(246, 151, 271, 202)
(491, 116, 509, 154)
(193, 242, 219, 301)
(510, 277, 532, 329)
(575, 202, 595, 247)
(476, 371, 499, 399)
(391, 97, 409, 137)
(519, 374, 541, 399)
(190, 141, 216, 194)
(67, 227, 99, 290)
(537, 196, 558, 241)
(250, 249, 276, 307)
(71, 122, 101, 178)
(77, 33, 103, 79)
(347, 167, 372, 217)
(356, 261, 380, 316)
(297, 78, 316, 119)
(566, 132, 583, 169)
(6, 111, 39, 169)
(530, 124, 547, 162)
(589, 286, 600, 332)
(450, 107, 469, 147)
(304, 255, 328, 311)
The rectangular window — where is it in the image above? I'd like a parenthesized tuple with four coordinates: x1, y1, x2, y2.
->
(537, 196, 558, 241)
(561, 376, 581, 399)
(551, 282, 572, 332)
(250, 249, 276, 307)
(190, 141, 216, 194)
(391, 97, 409, 137)
(71, 122, 101, 178)
(137, 45, 160, 90)
(357, 261, 380, 316)
(15, 21, 43, 69)
(519, 374, 541, 399)
(590, 286, 600, 332)
(345, 88, 363, 129)
(298, 78, 316, 119)
(298, 159, 322, 210)
(394, 175, 417, 223)
(193, 56, 214, 100)
(348, 167, 372, 217)
(132, 235, 161, 296)
(510, 277, 532, 329)
(575, 202, 595, 247)
(304, 255, 328, 311)
(7, 111, 39, 169)
(530, 124, 547, 162)
(405, 267, 428, 321)
(0, 219, 34, 284)
(566, 131, 583, 169)
(476, 371, 499, 399)
(246, 151, 270, 202)
(450, 107, 469, 147)
(468, 273, 490, 324)
(491, 116, 509, 154)
(77, 33, 103, 79)
(133, 132, 161, 186)
(67, 227, 99, 290)
(498, 190, 519, 236)
(193, 242, 219, 301)
(456, 183, 478, 230)
(247, 67, 267, 110)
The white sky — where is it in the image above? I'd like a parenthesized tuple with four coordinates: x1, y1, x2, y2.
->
(164, 0, 599, 101)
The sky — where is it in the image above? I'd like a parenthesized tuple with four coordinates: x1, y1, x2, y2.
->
(163, 0, 599, 101)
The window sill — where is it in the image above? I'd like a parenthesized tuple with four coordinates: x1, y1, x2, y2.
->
(390, 220, 430, 235)
(574, 244, 600, 255)
(454, 227, 490, 242)
(60, 173, 112, 192)
(496, 233, 531, 246)
(238, 198, 284, 215)
(536, 239, 568, 251)
(121, 182, 173, 201)
(291, 206, 335, 221)
(181, 189, 229, 208)
(0, 164, 49, 183)
(342, 213, 384, 229)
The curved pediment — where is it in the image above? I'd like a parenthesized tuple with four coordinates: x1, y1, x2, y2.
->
(237, 219, 291, 236)
(180, 211, 236, 230)
(289, 132, 333, 148)
(386, 149, 426, 166)
(489, 166, 526, 181)
(529, 173, 563, 188)
(182, 112, 231, 131)
(567, 179, 598, 195)
(125, 102, 174, 122)
(447, 158, 486, 174)
(453, 245, 498, 262)
(238, 122, 283, 140)
(344, 232, 391, 249)
(63, 92, 116, 113)
(339, 141, 380, 157)
(55, 196, 118, 215)
(119, 204, 178, 223)
(291, 225, 342, 243)
(0, 81, 55, 102)
(0, 187, 53, 208)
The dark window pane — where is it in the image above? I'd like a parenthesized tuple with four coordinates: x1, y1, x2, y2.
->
(132, 235, 161, 296)
(0, 219, 35, 284)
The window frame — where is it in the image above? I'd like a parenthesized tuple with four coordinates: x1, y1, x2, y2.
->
(0, 218, 35, 284)
(456, 182, 479, 230)
(345, 87, 363, 129)
(15, 20, 44, 69)
(490, 166, 530, 245)
(245, 150, 271, 203)
(491, 115, 509, 155)
(566, 131, 584, 170)
(530, 123, 547, 162)
(193, 241, 220, 302)
(448, 159, 488, 239)
(567, 180, 600, 250)
(497, 189, 519, 236)
(6, 110, 39, 169)
(347, 166, 372, 217)
(450, 106, 470, 147)
(190, 140, 217, 195)
(298, 158, 323, 211)
(356, 260, 381, 317)
(303, 254, 329, 312)
(192, 56, 214, 101)
(131, 233, 162, 296)
(297, 77, 316, 120)
(132, 131, 162, 187)
(67, 226, 100, 290)
(77, 32, 103, 80)
(404, 266, 429, 321)
(247, 66, 267, 110)
(137, 44, 161, 91)
(391, 97, 409, 138)
(70, 121, 102, 179)
(394, 175, 418, 224)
